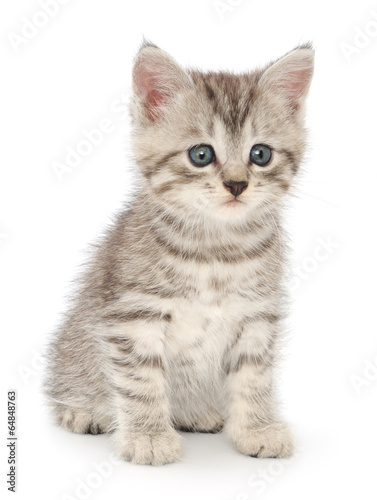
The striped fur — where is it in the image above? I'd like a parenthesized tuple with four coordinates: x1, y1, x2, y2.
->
(44, 42, 314, 465)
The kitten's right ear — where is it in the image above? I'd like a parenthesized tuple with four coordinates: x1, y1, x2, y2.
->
(132, 43, 192, 122)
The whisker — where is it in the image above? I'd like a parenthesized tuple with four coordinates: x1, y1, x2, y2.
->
(292, 190, 339, 208)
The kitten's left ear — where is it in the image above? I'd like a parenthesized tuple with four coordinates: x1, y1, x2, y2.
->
(132, 42, 193, 122)
(259, 44, 314, 109)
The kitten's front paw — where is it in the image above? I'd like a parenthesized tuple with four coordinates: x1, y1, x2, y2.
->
(116, 429, 183, 466)
(231, 422, 294, 458)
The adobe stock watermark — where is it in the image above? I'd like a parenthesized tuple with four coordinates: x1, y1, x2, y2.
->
(0, 233, 8, 245)
(51, 91, 129, 182)
(17, 348, 45, 387)
(60, 453, 122, 500)
(340, 9, 377, 63)
(349, 354, 377, 395)
(236, 446, 304, 499)
(213, 0, 248, 20)
(290, 235, 339, 292)
(7, 0, 72, 54)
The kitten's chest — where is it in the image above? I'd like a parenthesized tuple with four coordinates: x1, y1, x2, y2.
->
(164, 297, 232, 387)
(164, 265, 256, 361)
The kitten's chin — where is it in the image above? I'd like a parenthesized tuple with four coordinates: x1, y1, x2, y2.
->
(214, 198, 250, 220)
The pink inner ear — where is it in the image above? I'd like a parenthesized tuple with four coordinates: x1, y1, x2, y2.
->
(284, 68, 312, 101)
(134, 63, 170, 121)
(146, 88, 167, 120)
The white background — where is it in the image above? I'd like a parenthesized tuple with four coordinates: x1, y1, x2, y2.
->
(1, 0, 377, 499)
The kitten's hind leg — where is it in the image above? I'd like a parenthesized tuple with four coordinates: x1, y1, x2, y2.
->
(177, 410, 224, 434)
(55, 405, 108, 435)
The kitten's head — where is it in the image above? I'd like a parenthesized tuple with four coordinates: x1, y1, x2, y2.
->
(130, 42, 314, 226)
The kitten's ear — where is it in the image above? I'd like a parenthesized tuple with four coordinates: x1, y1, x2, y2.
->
(132, 42, 192, 122)
(258, 45, 314, 109)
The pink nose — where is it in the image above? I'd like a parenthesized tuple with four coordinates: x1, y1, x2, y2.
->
(223, 181, 248, 197)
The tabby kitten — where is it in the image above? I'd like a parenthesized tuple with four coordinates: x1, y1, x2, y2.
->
(44, 42, 314, 465)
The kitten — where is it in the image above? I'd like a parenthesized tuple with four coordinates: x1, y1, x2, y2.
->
(44, 42, 314, 465)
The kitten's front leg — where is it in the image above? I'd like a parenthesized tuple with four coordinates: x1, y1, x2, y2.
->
(224, 316, 294, 458)
(104, 322, 182, 466)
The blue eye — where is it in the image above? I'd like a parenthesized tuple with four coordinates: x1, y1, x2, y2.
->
(189, 145, 215, 167)
(250, 144, 272, 166)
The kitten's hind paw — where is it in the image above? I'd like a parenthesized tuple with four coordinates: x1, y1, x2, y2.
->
(177, 411, 224, 434)
(231, 422, 295, 458)
(57, 407, 107, 435)
(116, 429, 183, 466)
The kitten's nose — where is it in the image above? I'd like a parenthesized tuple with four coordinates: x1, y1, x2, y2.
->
(223, 180, 248, 197)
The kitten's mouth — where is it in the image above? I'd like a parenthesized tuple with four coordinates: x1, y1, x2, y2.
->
(225, 198, 243, 207)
